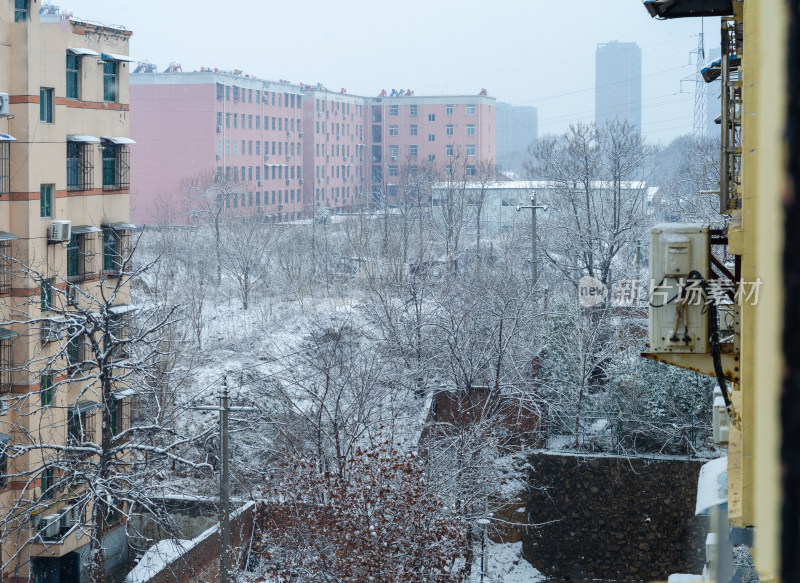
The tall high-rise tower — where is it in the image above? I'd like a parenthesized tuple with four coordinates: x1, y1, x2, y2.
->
(595, 41, 642, 133)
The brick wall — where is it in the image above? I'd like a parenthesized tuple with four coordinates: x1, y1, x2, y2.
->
(141, 502, 254, 583)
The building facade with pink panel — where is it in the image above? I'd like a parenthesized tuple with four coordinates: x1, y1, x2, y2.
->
(301, 90, 368, 215)
(365, 95, 496, 200)
(130, 72, 304, 224)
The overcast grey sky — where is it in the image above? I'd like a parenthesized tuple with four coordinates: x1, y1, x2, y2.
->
(62, 0, 709, 143)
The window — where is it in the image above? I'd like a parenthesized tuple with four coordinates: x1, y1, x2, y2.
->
(372, 125, 382, 143)
(103, 61, 118, 102)
(39, 88, 54, 123)
(67, 402, 96, 445)
(0, 236, 13, 295)
(466, 124, 476, 135)
(466, 104, 476, 115)
(0, 446, 7, 489)
(371, 105, 382, 123)
(67, 231, 95, 282)
(40, 467, 55, 500)
(110, 396, 130, 437)
(389, 125, 399, 136)
(428, 113, 436, 122)
(226, 113, 231, 128)
(14, 0, 27, 21)
(225, 86, 230, 101)
(233, 86, 240, 102)
(233, 115, 238, 129)
(446, 164, 453, 176)
(388, 165, 399, 177)
(103, 225, 130, 274)
(410, 105, 417, 116)
(40, 278, 54, 313)
(466, 165, 477, 176)
(466, 144, 476, 156)
(248, 115, 253, 129)
(40, 374, 54, 407)
(389, 105, 398, 116)
(409, 145, 418, 158)
(428, 134, 436, 142)
(66, 53, 80, 99)
(446, 104, 454, 115)
(446, 124, 454, 136)
(428, 154, 436, 162)
(102, 142, 130, 190)
(446, 145, 455, 156)
(0, 140, 9, 195)
(256, 116, 260, 130)
(67, 141, 94, 191)
(216, 83, 224, 100)
(409, 125, 418, 136)
(40, 185, 53, 218)
(0, 330, 13, 392)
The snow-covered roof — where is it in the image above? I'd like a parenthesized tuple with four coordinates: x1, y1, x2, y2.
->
(432, 180, 653, 191)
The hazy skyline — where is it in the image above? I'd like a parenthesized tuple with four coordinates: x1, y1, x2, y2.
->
(61, 0, 710, 143)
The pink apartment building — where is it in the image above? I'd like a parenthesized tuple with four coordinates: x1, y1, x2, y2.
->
(366, 95, 496, 200)
(130, 72, 304, 224)
(130, 71, 495, 224)
(301, 89, 368, 215)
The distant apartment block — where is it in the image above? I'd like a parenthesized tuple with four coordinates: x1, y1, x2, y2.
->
(366, 95, 496, 201)
(496, 102, 538, 173)
(595, 41, 642, 133)
(130, 73, 496, 225)
(130, 73, 305, 224)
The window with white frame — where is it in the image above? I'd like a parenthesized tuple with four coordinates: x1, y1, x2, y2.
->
(466, 124, 476, 136)
(389, 125, 399, 136)
(466, 104, 476, 115)
(409, 125, 418, 136)
(408, 145, 418, 158)
(466, 144, 476, 156)
(446, 104, 454, 115)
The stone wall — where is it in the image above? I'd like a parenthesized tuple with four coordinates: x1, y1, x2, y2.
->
(519, 452, 708, 581)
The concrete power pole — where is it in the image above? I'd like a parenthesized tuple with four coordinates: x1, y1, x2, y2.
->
(517, 194, 548, 288)
(192, 377, 255, 583)
(220, 379, 230, 583)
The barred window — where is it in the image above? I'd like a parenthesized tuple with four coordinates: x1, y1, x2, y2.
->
(102, 141, 130, 190)
(0, 141, 11, 195)
(102, 225, 131, 275)
(67, 402, 97, 445)
(0, 332, 14, 392)
(0, 236, 15, 295)
(67, 229, 97, 282)
(67, 141, 94, 191)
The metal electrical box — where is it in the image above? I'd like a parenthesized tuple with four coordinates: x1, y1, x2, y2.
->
(648, 224, 710, 353)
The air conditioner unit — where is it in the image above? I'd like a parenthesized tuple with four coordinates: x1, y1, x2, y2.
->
(0, 396, 8, 416)
(257, 180, 263, 186)
(299, 132, 304, 138)
(41, 515, 60, 540)
(391, 156, 398, 161)
(216, 125, 222, 133)
(0, 93, 9, 117)
(42, 319, 62, 343)
(49, 220, 72, 243)
(299, 179, 304, 185)
(278, 204, 284, 211)
(285, 180, 290, 186)
(264, 155, 269, 161)
(216, 154, 222, 160)
(286, 131, 291, 137)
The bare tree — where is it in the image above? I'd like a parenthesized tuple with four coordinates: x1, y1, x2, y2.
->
(0, 236, 212, 583)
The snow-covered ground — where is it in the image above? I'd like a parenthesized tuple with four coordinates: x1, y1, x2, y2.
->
(471, 540, 544, 583)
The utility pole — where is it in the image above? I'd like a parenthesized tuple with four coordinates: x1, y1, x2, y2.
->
(517, 194, 548, 288)
(192, 376, 256, 583)
(220, 379, 230, 583)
